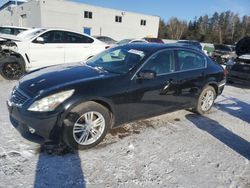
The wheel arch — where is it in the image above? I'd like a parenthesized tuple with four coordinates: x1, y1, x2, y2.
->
(59, 97, 116, 128)
(207, 82, 219, 96)
(0, 51, 26, 69)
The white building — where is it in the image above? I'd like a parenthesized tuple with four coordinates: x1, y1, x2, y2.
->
(0, 0, 160, 40)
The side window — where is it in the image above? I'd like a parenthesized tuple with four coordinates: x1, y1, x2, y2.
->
(177, 50, 206, 71)
(38, 31, 64, 43)
(141, 50, 175, 75)
(65, 32, 94, 43)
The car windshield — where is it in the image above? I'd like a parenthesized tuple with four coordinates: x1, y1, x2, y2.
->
(86, 46, 146, 74)
(116, 39, 132, 45)
(17, 28, 46, 40)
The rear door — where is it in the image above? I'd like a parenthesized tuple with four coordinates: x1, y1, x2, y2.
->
(174, 49, 207, 107)
(64, 31, 94, 63)
(29, 30, 65, 69)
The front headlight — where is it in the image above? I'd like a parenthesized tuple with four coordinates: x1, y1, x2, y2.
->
(28, 90, 74, 112)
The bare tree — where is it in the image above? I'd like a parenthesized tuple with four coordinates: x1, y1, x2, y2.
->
(167, 17, 187, 40)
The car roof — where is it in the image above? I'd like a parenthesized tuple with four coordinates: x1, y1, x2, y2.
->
(21, 28, 97, 39)
(122, 43, 203, 53)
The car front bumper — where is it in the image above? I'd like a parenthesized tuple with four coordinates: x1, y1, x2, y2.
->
(7, 101, 60, 144)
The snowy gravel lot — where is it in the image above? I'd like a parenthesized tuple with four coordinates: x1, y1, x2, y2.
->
(0, 76, 249, 188)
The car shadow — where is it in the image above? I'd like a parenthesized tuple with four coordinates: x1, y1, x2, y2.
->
(186, 114, 250, 160)
(34, 150, 86, 188)
(215, 96, 250, 124)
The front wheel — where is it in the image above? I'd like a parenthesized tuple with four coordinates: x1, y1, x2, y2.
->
(195, 86, 216, 115)
(62, 102, 111, 150)
(0, 62, 25, 80)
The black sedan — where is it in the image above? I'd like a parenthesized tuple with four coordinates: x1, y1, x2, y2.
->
(7, 43, 226, 149)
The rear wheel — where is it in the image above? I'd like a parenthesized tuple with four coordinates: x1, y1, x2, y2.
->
(0, 62, 25, 80)
(62, 102, 111, 150)
(195, 86, 216, 115)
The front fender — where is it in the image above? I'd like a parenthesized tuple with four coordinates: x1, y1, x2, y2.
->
(57, 96, 116, 128)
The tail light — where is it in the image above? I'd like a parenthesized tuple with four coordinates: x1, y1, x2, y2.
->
(224, 68, 228, 77)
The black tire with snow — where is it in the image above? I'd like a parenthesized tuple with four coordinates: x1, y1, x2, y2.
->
(0, 56, 25, 80)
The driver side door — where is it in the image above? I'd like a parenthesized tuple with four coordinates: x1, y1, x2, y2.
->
(121, 50, 182, 122)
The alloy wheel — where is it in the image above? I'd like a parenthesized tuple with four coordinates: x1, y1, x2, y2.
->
(2, 63, 24, 80)
(73, 111, 105, 146)
(200, 90, 215, 112)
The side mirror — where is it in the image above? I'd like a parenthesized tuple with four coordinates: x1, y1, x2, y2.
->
(35, 37, 45, 44)
(137, 70, 156, 80)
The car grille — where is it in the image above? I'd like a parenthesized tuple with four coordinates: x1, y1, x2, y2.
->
(10, 88, 29, 107)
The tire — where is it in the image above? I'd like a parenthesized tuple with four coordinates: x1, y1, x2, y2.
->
(194, 86, 216, 115)
(0, 61, 25, 80)
(62, 101, 111, 150)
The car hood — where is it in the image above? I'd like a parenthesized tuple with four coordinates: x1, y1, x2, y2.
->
(236, 37, 250, 56)
(18, 63, 117, 96)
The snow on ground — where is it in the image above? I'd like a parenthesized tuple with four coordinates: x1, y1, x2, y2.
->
(0, 77, 249, 188)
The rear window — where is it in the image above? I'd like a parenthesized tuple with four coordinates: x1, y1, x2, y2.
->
(65, 32, 94, 43)
(177, 50, 206, 71)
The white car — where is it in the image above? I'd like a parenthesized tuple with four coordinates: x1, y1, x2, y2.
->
(0, 28, 108, 79)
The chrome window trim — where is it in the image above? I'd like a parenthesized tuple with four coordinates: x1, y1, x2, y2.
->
(131, 48, 207, 80)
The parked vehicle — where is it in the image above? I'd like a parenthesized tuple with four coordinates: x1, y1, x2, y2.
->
(227, 37, 250, 85)
(0, 28, 108, 80)
(144, 37, 164, 44)
(116, 39, 148, 45)
(0, 26, 29, 36)
(7, 43, 226, 150)
(94, 36, 117, 45)
(212, 44, 236, 64)
(177, 40, 202, 50)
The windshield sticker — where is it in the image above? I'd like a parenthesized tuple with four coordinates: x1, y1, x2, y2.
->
(128, 49, 145, 57)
